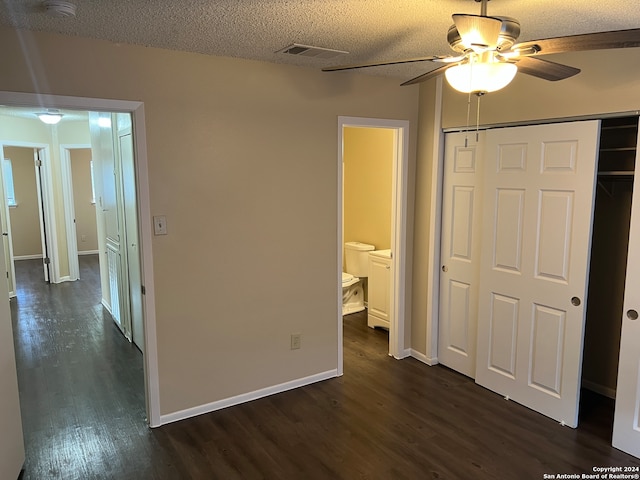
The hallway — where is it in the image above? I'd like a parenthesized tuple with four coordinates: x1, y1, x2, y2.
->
(11, 256, 151, 479)
(10, 256, 640, 479)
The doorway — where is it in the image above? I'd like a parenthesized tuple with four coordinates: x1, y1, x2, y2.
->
(0, 143, 54, 295)
(61, 144, 96, 282)
(0, 90, 160, 427)
(337, 116, 410, 373)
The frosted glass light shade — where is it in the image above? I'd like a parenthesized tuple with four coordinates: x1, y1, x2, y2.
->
(445, 61, 517, 94)
(37, 111, 64, 125)
(452, 14, 502, 50)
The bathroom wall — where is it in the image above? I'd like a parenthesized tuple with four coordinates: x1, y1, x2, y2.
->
(6, 146, 41, 258)
(70, 148, 98, 253)
(343, 126, 394, 253)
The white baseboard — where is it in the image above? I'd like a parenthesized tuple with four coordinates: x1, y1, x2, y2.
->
(14, 254, 43, 261)
(101, 299, 112, 315)
(410, 349, 439, 366)
(159, 369, 338, 426)
(582, 379, 616, 399)
(78, 250, 99, 256)
(396, 348, 411, 359)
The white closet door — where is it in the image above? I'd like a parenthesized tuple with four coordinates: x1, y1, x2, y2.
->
(612, 120, 640, 457)
(438, 131, 485, 377)
(475, 121, 599, 427)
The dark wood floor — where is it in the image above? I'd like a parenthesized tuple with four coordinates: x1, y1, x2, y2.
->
(11, 257, 640, 479)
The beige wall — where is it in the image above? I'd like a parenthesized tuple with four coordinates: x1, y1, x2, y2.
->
(0, 26, 419, 415)
(411, 78, 441, 358)
(412, 47, 640, 359)
(6, 146, 41, 257)
(343, 127, 393, 252)
(70, 149, 98, 253)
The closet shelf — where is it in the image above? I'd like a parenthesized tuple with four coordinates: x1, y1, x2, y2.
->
(597, 171, 634, 178)
(601, 125, 637, 131)
(599, 147, 637, 152)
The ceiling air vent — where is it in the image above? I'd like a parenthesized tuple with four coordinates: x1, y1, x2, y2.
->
(277, 44, 348, 60)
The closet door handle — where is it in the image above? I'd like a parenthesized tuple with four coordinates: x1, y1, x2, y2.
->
(571, 297, 581, 306)
(627, 309, 638, 320)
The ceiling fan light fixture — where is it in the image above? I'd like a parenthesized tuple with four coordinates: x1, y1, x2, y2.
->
(445, 60, 517, 94)
(37, 109, 64, 125)
(452, 14, 503, 50)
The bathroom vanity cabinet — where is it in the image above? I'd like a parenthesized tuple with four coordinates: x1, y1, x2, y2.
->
(367, 250, 392, 329)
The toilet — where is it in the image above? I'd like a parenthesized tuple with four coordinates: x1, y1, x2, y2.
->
(343, 241, 375, 315)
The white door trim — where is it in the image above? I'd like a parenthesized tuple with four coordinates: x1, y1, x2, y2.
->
(60, 144, 91, 282)
(425, 77, 445, 365)
(337, 116, 410, 373)
(0, 142, 56, 285)
(0, 91, 161, 427)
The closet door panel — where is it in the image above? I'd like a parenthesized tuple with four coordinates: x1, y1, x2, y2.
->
(493, 188, 525, 272)
(535, 190, 574, 282)
(475, 120, 600, 428)
(438, 132, 485, 377)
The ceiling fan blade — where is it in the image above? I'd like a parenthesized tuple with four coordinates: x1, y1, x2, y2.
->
(322, 56, 441, 72)
(400, 64, 452, 86)
(509, 28, 640, 56)
(515, 57, 581, 81)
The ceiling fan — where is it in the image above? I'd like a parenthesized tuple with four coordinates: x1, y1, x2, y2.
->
(323, 0, 640, 94)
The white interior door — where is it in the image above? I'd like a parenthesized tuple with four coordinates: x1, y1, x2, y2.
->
(612, 120, 640, 457)
(475, 120, 600, 428)
(119, 127, 144, 353)
(0, 227, 25, 477)
(438, 131, 485, 377)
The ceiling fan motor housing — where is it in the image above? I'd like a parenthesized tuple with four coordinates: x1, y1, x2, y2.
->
(448, 16, 521, 53)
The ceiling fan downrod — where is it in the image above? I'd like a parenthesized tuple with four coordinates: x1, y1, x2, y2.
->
(475, 0, 490, 17)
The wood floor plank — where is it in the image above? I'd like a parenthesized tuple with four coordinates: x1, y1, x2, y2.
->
(11, 256, 640, 479)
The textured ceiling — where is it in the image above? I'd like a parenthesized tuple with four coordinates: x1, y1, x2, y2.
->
(0, 0, 639, 83)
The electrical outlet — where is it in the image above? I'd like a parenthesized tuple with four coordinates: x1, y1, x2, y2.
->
(290, 333, 301, 350)
(81, 234, 87, 242)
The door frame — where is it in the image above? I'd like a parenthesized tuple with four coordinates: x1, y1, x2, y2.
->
(60, 143, 92, 282)
(0, 91, 161, 427)
(337, 116, 410, 373)
(0, 142, 55, 292)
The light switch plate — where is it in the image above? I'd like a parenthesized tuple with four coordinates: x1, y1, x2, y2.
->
(153, 215, 167, 235)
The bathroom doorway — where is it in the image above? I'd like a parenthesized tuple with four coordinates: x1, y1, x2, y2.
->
(337, 116, 410, 374)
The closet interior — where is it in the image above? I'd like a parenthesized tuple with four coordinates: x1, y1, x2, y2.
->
(582, 115, 638, 426)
